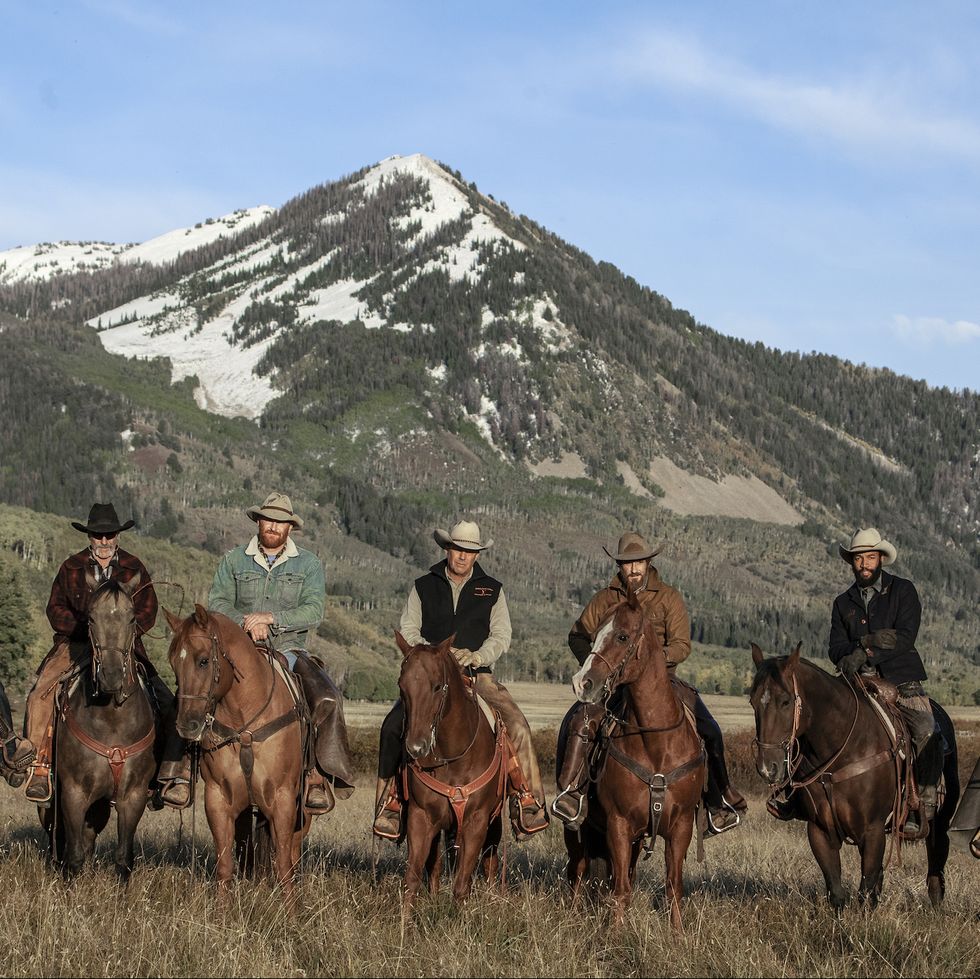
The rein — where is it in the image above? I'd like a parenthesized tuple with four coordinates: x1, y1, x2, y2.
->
(179, 627, 300, 806)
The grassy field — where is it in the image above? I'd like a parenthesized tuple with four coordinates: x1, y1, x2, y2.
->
(0, 712, 977, 978)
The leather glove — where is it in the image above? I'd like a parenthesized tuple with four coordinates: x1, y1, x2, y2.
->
(839, 648, 868, 678)
(453, 648, 482, 669)
(867, 628, 898, 650)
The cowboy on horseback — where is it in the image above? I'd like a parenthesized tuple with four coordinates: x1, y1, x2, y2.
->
(827, 528, 942, 835)
(21, 503, 175, 804)
(157, 492, 355, 813)
(373, 519, 550, 841)
(553, 531, 747, 834)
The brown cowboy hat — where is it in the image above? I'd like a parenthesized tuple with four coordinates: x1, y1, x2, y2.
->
(603, 531, 661, 563)
(838, 527, 896, 566)
(245, 492, 304, 529)
(433, 519, 492, 552)
(71, 503, 135, 536)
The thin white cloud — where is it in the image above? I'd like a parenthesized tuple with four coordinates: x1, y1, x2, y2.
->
(617, 31, 980, 162)
(893, 314, 980, 345)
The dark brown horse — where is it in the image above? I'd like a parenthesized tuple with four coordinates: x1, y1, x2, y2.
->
(566, 593, 706, 931)
(750, 644, 959, 910)
(395, 631, 506, 913)
(45, 573, 158, 880)
(165, 605, 308, 903)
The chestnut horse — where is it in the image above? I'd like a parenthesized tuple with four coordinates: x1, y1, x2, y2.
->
(165, 605, 308, 902)
(567, 593, 706, 931)
(750, 644, 959, 910)
(395, 632, 506, 913)
(46, 573, 158, 880)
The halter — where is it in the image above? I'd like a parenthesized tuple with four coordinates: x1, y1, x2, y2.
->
(753, 667, 860, 793)
(87, 599, 139, 699)
(406, 651, 480, 768)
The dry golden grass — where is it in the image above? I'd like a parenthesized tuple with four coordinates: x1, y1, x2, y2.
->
(0, 716, 977, 977)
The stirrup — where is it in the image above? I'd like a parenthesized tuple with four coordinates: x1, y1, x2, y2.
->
(25, 768, 53, 805)
(510, 793, 549, 840)
(159, 778, 192, 810)
(706, 800, 741, 836)
(372, 788, 402, 841)
(304, 776, 335, 815)
(551, 786, 587, 829)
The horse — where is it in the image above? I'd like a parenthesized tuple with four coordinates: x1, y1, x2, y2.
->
(44, 572, 159, 881)
(566, 592, 706, 931)
(749, 643, 960, 910)
(0, 681, 31, 788)
(395, 631, 506, 913)
(164, 604, 309, 903)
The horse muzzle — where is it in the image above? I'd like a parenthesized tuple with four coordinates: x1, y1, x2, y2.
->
(572, 655, 604, 704)
(405, 735, 434, 761)
(176, 716, 206, 742)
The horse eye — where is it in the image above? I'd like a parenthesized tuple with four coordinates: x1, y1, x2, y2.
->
(198, 657, 210, 669)
(433, 683, 442, 693)
(617, 633, 629, 643)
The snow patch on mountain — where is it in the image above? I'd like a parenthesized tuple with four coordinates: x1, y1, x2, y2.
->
(0, 206, 274, 284)
(298, 276, 385, 329)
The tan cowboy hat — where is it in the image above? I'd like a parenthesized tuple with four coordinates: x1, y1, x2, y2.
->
(245, 492, 304, 529)
(71, 503, 135, 536)
(839, 527, 896, 566)
(433, 519, 492, 552)
(603, 531, 661, 562)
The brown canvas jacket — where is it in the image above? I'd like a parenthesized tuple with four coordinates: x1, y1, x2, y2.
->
(567, 567, 691, 669)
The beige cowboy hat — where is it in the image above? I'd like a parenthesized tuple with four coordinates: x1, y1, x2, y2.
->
(603, 531, 661, 562)
(433, 519, 493, 552)
(245, 492, 304, 529)
(838, 527, 896, 566)
(71, 502, 135, 536)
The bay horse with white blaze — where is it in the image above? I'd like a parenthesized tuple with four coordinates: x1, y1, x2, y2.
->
(45, 572, 159, 880)
(567, 592, 705, 931)
(395, 631, 506, 913)
(165, 605, 310, 902)
(750, 643, 959, 910)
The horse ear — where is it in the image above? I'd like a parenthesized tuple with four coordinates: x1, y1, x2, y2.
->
(163, 606, 183, 634)
(119, 571, 142, 598)
(751, 642, 765, 667)
(787, 642, 802, 669)
(436, 634, 455, 656)
(626, 587, 640, 609)
(193, 604, 209, 630)
(394, 631, 413, 657)
(84, 567, 99, 593)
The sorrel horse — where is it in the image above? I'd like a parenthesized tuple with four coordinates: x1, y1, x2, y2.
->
(750, 643, 959, 909)
(165, 605, 311, 902)
(567, 593, 706, 931)
(395, 631, 506, 913)
(45, 573, 158, 880)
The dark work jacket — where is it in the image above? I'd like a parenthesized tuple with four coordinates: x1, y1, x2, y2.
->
(828, 571, 926, 685)
(415, 560, 502, 664)
(45, 547, 157, 665)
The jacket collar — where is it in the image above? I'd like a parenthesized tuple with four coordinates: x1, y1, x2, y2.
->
(844, 570, 893, 605)
(66, 546, 140, 570)
(430, 558, 487, 584)
(246, 534, 299, 570)
(608, 565, 662, 597)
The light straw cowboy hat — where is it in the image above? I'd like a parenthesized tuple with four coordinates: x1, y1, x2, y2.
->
(838, 527, 897, 566)
(433, 520, 493, 552)
(245, 492, 304, 529)
(602, 531, 662, 562)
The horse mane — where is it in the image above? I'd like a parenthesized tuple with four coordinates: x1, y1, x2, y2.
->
(750, 654, 840, 696)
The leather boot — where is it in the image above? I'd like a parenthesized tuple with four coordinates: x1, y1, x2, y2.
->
(157, 735, 193, 810)
(304, 771, 335, 814)
(25, 718, 55, 804)
(767, 791, 798, 821)
(373, 776, 402, 840)
(551, 710, 591, 829)
(903, 784, 937, 837)
(1, 736, 35, 787)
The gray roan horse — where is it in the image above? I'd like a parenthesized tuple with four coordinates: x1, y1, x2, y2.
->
(43, 573, 159, 880)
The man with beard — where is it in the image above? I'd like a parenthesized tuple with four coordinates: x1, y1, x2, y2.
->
(552, 531, 747, 835)
(158, 493, 354, 812)
(22, 503, 173, 803)
(826, 528, 941, 834)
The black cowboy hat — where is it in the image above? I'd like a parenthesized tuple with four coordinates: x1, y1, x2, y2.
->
(71, 503, 135, 536)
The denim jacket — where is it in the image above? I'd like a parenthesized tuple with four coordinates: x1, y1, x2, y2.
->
(208, 536, 325, 655)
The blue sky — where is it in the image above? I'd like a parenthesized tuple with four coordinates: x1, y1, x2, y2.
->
(3, 2, 978, 392)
